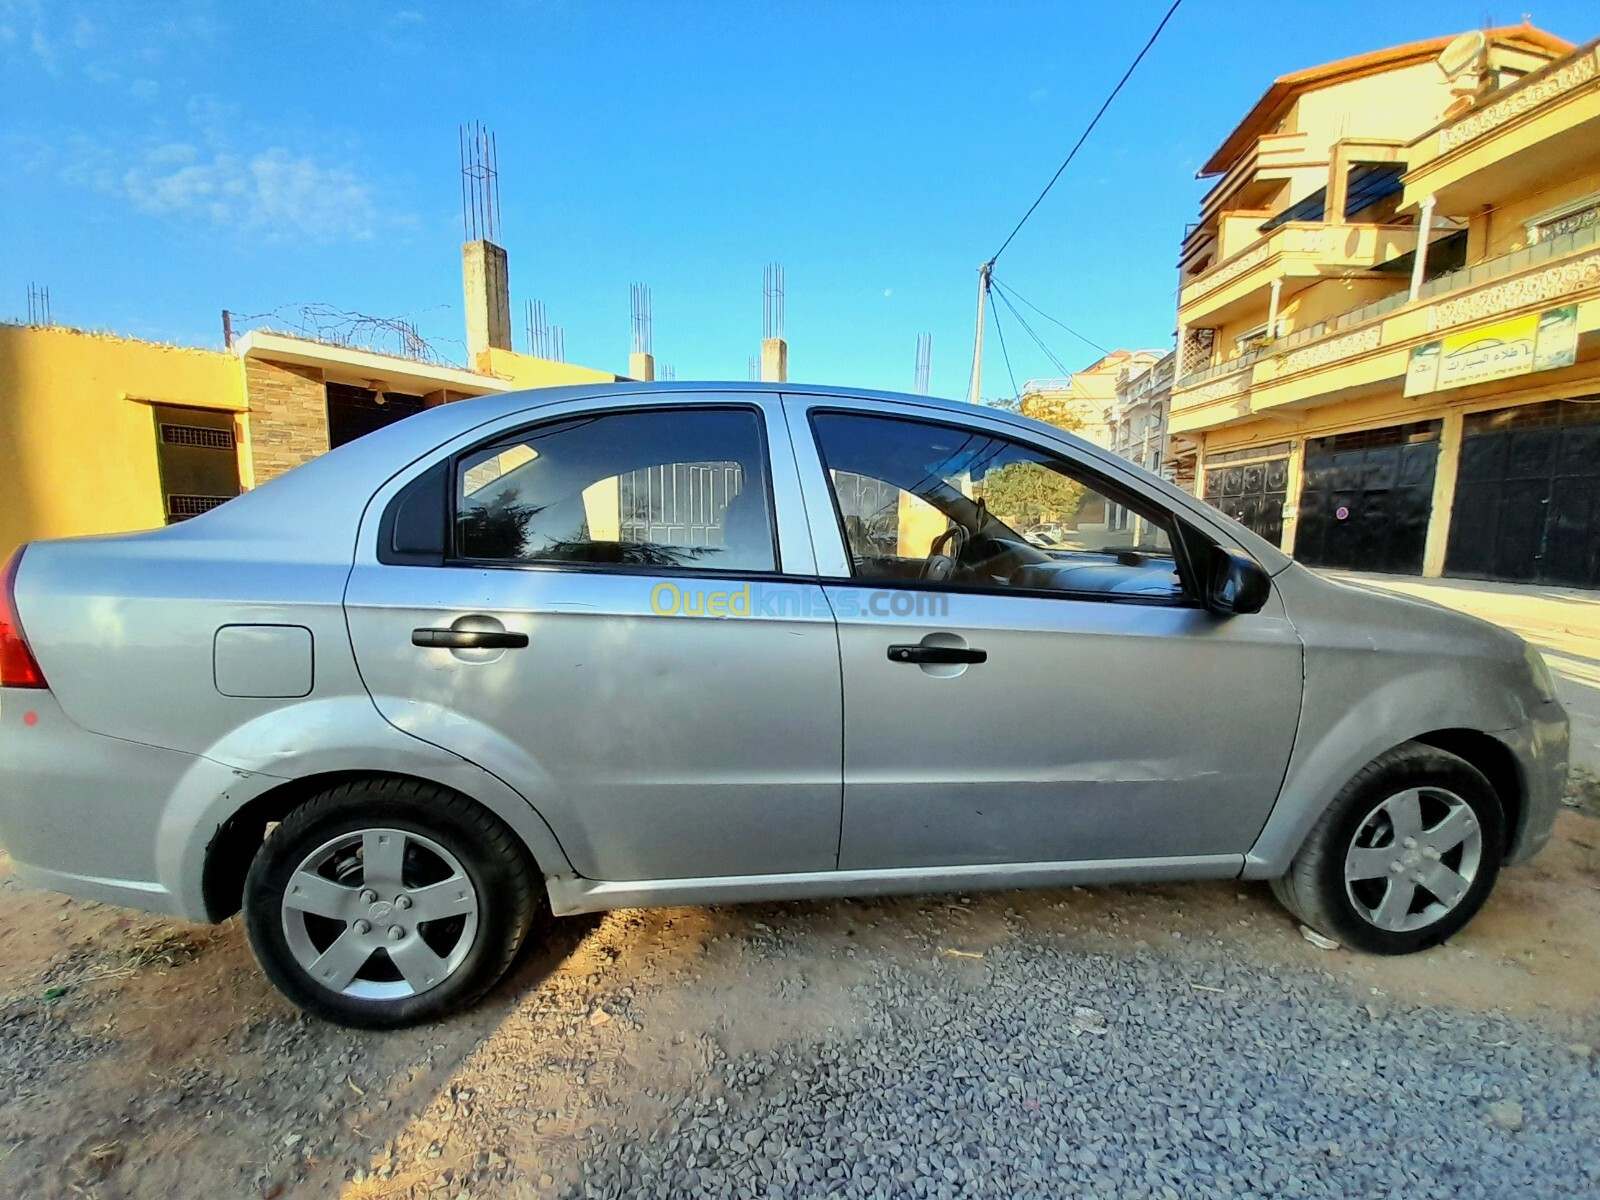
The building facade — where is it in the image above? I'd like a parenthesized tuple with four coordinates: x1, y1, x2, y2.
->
(1020, 349, 1164, 447)
(0, 243, 617, 563)
(1170, 24, 1600, 588)
(1108, 350, 1181, 485)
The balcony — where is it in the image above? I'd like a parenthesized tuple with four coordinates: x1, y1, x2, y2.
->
(1170, 218, 1600, 435)
(1404, 38, 1600, 211)
(1177, 222, 1419, 326)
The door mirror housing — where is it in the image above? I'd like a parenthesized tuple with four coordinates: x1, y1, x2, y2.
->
(1204, 546, 1271, 615)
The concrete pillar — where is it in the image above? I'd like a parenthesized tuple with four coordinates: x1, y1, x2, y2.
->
(761, 337, 788, 383)
(1409, 194, 1437, 302)
(1266, 279, 1283, 338)
(628, 352, 656, 382)
(462, 240, 512, 359)
(1281, 437, 1306, 555)
(1326, 142, 1351, 225)
(1422, 410, 1464, 578)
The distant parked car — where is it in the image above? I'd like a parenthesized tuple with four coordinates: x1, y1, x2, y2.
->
(0, 384, 1569, 1026)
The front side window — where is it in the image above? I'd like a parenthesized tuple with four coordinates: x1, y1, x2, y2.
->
(812, 411, 1185, 602)
(455, 407, 776, 573)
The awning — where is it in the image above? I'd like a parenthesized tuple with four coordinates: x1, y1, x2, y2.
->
(1259, 163, 1407, 232)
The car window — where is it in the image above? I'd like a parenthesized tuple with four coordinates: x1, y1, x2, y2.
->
(811, 411, 1185, 601)
(455, 407, 776, 573)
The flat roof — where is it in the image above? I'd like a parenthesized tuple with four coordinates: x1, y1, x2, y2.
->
(234, 329, 509, 395)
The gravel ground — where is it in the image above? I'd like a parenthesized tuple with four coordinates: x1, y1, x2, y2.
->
(1, 808, 1598, 1199)
(570, 937, 1600, 1200)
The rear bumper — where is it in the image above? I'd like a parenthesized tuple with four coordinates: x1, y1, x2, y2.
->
(0, 688, 192, 917)
(1503, 699, 1571, 865)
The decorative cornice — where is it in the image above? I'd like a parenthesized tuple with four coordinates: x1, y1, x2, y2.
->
(1428, 251, 1600, 331)
(1268, 325, 1383, 377)
(1438, 51, 1599, 153)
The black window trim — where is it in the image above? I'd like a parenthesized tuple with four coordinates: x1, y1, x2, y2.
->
(805, 406, 1205, 609)
(380, 402, 786, 577)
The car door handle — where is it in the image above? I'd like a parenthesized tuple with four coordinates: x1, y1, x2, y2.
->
(887, 644, 987, 665)
(412, 628, 529, 649)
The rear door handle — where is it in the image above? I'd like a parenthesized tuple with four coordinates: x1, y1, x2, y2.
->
(887, 644, 987, 665)
(412, 628, 529, 649)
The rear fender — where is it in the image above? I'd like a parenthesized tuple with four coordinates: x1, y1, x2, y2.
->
(157, 695, 576, 921)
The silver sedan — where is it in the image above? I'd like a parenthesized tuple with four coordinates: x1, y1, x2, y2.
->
(0, 384, 1570, 1026)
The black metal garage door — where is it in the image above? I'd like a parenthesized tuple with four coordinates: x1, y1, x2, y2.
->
(1203, 452, 1289, 548)
(1445, 400, 1600, 588)
(1295, 421, 1440, 574)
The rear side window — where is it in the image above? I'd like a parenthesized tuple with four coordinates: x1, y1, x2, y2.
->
(454, 407, 777, 573)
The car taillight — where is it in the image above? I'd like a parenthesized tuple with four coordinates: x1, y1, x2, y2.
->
(1, 547, 47, 689)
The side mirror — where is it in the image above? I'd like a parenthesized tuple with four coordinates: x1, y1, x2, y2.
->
(1205, 546, 1271, 615)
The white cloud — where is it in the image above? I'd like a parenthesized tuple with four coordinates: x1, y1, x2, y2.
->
(29, 25, 52, 70)
(119, 143, 385, 242)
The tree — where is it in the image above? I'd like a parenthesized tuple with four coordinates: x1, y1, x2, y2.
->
(976, 461, 1087, 527)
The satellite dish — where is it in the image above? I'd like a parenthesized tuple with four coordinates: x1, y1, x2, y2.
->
(1438, 30, 1486, 80)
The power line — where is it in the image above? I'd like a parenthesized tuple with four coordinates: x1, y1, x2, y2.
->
(989, 291, 1020, 403)
(992, 278, 1110, 356)
(990, 286, 1070, 376)
(987, 0, 1183, 266)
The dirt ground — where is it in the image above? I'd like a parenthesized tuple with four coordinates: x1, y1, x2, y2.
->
(1, 796, 1596, 1200)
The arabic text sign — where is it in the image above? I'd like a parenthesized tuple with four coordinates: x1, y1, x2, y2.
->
(1404, 305, 1578, 397)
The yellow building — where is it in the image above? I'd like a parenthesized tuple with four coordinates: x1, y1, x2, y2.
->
(0, 240, 618, 563)
(1169, 24, 1600, 588)
(1020, 349, 1163, 447)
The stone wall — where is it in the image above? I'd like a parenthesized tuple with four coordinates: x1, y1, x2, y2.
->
(244, 358, 328, 484)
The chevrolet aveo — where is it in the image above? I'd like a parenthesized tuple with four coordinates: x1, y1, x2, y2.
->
(0, 384, 1570, 1027)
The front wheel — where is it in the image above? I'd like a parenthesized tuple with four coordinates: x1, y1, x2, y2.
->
(1271, 743, 1505, 955)
(243, 778, 540, 1028)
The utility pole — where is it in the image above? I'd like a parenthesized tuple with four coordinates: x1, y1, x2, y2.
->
(967, 263, 993, 405)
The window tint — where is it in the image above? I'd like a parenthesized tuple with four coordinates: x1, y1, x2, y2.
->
(456, 408, 776, 573)
(812, 412, 1184, 601)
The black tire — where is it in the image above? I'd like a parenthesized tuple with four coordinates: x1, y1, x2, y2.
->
(243, 777, 541, 1028)
(1270, 742, 1505, 955)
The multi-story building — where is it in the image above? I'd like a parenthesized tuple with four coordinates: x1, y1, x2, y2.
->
(1169, 24, 1600, 588)
(0, 238, 618, 562)
(1108, 349, 1180, 484)
(1020, 349, 1163, 447)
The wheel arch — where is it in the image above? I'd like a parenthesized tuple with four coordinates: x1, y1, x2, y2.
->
(174, 763, 574, 926)
(1410, 728, 1524, 856)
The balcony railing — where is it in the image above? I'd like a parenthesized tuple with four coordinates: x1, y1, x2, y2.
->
(1175, 218, 1600, 395)
(1417, 219, 1600, 298)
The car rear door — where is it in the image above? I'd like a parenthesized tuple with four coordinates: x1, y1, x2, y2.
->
(344, 392, 843, 883)
(784, 396, 1303, 872)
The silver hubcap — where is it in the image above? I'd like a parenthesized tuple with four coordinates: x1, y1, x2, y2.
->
(1344, 787, 1482, 933)
(280, 828, 479, 1001)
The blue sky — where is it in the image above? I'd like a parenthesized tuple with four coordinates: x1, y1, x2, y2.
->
(2, 1, 1593, 399)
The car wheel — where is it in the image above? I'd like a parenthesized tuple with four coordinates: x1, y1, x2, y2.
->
(1270, 742, 1505, 955)
(243, 777, 540, 1028)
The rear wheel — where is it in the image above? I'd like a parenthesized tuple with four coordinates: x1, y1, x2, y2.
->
(1271, 743, 1505, 954)
(243, 777, 540, 1028)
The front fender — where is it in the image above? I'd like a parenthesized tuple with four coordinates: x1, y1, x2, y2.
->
(155, 695, 576, 921)
(1242, 663, 1521, 879)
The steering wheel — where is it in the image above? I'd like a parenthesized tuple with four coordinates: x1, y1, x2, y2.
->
(921, 526, 968, 581)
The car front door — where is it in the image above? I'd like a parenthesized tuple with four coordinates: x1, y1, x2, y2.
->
(787, 399, 1303, 872)
(345, 395, 843, 883)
